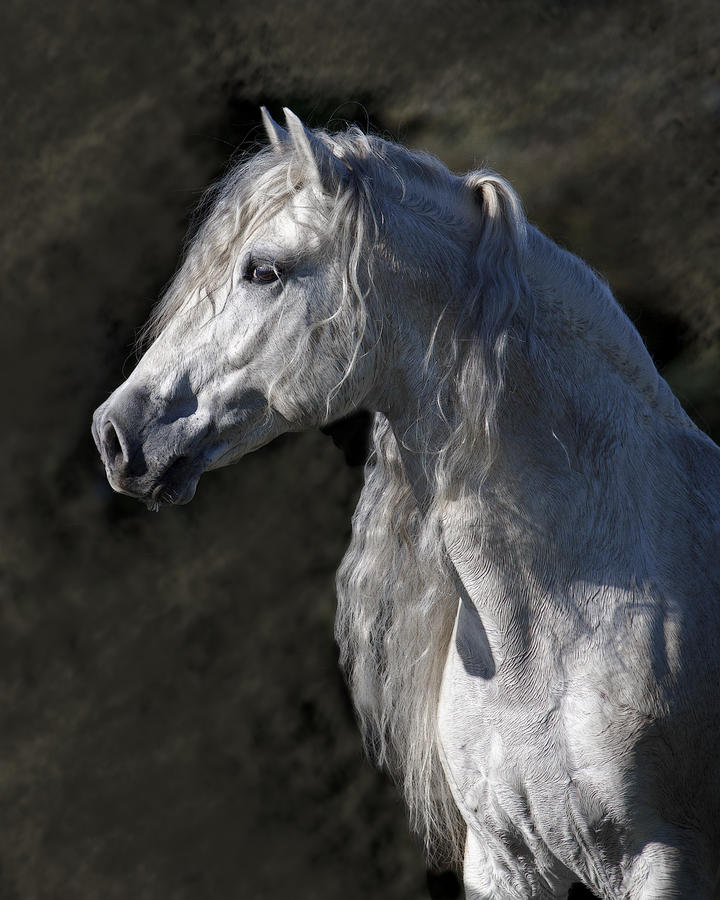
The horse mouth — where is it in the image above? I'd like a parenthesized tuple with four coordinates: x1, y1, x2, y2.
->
(95, 402, 284, 511)
(144, 456, 202, 510)
(103, 454, 202, 511)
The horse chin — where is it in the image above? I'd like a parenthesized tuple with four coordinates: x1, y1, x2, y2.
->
(144, 458, 205, 511)
(145, 476, 199, 511)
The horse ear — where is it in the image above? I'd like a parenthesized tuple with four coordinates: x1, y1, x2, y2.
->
(283, 107, 346, 193)
(261, 106, 289, 150)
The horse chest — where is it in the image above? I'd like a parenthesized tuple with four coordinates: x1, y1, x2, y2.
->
(436, 603, 648, 894)
(437, 625, 572, 836)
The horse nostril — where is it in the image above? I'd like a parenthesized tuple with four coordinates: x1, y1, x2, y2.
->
(102, 419, 126, 469)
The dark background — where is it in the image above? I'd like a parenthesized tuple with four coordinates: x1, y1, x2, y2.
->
(1, 2, 718, 898)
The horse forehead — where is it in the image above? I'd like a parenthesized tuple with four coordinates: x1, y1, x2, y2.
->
(257, 187, 324, 250)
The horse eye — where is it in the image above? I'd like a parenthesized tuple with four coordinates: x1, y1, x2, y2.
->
(249, 264, 279, 285)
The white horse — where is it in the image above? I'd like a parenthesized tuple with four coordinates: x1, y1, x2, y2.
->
(92, 108, 720, 899)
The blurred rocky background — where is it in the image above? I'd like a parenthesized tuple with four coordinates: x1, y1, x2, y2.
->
(1, 1, 718, 898)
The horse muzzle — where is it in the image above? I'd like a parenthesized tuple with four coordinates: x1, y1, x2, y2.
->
(92, 391, 206, 510)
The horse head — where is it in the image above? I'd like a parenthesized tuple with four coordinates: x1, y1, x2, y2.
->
(92, 109, 390, 509)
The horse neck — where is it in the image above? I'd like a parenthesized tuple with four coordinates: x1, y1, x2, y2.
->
(389, 226, 684, 497)
(386, 226, 695, 627)
(523, 226, 682, 422)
